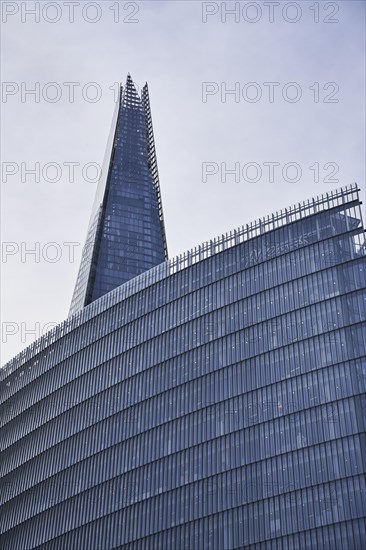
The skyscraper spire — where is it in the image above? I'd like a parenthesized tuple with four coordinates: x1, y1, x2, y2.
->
(69, 75, 168, 315)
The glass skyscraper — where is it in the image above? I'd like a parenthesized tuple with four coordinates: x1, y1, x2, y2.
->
(70, 74, 168, 316)
(1, 75, 365, 549)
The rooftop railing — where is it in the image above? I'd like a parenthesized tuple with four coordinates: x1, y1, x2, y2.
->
(1, 184, 362, 379)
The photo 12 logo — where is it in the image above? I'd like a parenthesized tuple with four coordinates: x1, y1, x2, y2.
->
(196, 478, 338, 514)
(202, 161, 339, 184)
(202, 81, 339, 103)
(1, 159, 146, 183)
(202, 401, 241, 430)
(1, 161, 101, 183)
(1, 2, 140, 24)
(1, 242, 81, 264)
(201, 2, 340, 24)
(1, 81, 133, 104)
(0, 480, 139, 508)
(2, 321, 59, 344)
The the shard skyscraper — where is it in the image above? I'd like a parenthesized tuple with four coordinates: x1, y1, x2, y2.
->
(70, 74, 168, 315)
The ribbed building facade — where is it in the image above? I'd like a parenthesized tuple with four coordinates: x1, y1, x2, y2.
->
(1, 75, 365, 549)
(1, 184, 365, 549)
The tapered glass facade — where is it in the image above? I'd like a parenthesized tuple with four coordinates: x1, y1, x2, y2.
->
(69, 75, 168, 316)
(1, 184, 365, 549)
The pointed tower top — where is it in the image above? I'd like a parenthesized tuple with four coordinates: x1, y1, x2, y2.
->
(69, 74, 168, 316)
(123, 73, 141, 106)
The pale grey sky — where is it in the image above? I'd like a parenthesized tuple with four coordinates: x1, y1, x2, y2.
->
(1, 0, 365, 365)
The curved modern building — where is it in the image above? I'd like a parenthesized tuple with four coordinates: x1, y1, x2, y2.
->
(1, 76, 366, 550)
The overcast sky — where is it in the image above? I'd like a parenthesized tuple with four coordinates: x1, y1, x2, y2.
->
(1, 0, 365, 366)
